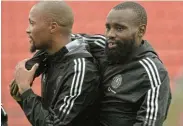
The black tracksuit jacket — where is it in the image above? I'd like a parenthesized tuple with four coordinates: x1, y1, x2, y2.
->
(99, 40, 172, 126)
(71, 34, 172, 126)
(18, 39, 100, 126)
(21, 34, 171, 126)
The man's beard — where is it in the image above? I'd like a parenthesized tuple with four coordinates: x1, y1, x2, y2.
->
(30, 41, 48, 53)
(105, 38, 136, 64)
(30, 43, 37, 53)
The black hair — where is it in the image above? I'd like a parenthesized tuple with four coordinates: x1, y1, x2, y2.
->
(113, 1, 147, 25)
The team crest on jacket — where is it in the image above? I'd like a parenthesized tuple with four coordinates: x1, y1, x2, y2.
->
(111, 74, 122, 89)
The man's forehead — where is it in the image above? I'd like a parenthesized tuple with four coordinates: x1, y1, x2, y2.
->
(29, 6, 38, 18)
(29, 6, 45, 21)
(106, 9, 137, 25)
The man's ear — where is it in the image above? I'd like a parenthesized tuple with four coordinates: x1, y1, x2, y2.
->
(50, 22, 59, 33)
(138, 24, 146, 37)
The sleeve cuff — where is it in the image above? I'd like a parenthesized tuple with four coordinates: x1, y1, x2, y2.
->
(20, 88, 35, 100)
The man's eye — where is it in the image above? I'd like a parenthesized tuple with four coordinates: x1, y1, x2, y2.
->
(29, 21, 34, 25)
(106, 26, 110, 31)
(117, 27, 123, 31)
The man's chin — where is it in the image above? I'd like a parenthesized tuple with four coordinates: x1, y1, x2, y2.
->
(106, 48, 130, 64)
(106, 49, 119, 63)
(30, 46, 37, 53)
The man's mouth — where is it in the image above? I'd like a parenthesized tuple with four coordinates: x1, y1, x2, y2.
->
(29, 39, 33, 44)
(108, 41, 117, 48)
(28, 36, 33, 44)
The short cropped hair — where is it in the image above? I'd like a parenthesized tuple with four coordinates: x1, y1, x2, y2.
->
(36, 1, 74, 33)
(113, 2, 147, 25)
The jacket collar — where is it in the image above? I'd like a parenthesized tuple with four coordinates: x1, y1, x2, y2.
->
(47, 39, 85, 63)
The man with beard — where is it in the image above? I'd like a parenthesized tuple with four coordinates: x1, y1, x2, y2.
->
(99, 2, 172, 126)
(10, 1, 100, 126)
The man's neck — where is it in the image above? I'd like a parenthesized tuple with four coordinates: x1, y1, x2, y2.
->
(46, 35, 70, 55)
(136, 38, 143, 47)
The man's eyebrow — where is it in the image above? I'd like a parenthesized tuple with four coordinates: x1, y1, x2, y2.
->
(113, 22, 128, 27)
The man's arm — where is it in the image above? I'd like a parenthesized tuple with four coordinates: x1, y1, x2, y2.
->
(134, 57, 172, 126)
(20, 58, 100, 126)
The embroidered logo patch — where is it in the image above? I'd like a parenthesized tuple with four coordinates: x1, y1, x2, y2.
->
(111, 74, 122, 89)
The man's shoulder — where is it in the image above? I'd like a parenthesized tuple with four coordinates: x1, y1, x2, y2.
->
(63, 55, 98, 74)
(137, 56, 168, 78)
(71, 33, 106, 48)
(116, 56, 169, 88)
(128, 56, 169, 90)
(65, 39, 93, 59)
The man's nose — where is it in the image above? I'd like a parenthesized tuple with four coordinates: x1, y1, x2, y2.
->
(26, 26, 30, 34)
(106, 29, 116, 38)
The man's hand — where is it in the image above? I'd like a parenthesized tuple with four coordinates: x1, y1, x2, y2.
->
(14, 59, 39, 94)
